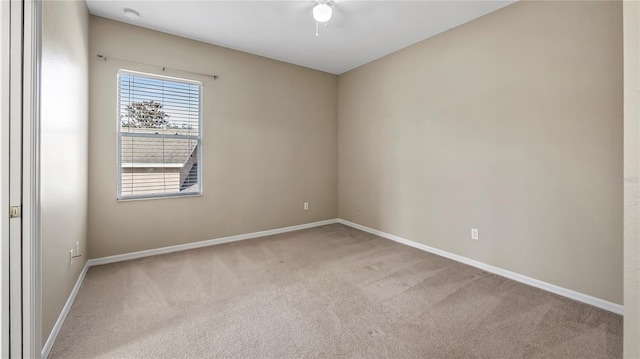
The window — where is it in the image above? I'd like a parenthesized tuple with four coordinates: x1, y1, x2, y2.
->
(117, 70, 202, 200)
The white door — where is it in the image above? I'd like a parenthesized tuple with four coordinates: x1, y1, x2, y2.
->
(1, 1, 40, 358)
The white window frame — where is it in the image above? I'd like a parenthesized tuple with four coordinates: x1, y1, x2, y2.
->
(116, 69, 203, 200)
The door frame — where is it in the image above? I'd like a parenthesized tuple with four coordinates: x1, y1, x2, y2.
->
(23, 0, 42, 357)
(1, 0, 11, 356)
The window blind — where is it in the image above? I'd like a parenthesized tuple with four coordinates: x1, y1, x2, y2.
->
(117, 70, 202, 200)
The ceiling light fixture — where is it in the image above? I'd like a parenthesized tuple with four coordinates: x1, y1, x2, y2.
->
(313, 3, 332, 23)
(312, 1, 333, 37)
(123, 8, 140, 20)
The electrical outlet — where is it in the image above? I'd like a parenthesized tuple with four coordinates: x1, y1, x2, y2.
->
(70, 242, 82, 265)
(304, 202, 309, 210)
(471, 228, 479, 240)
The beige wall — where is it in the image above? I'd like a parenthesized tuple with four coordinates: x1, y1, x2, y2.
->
(88, 17, 338, 258)
(624, 1, 640, 356)
(41, 0, 89, 348)
(338, 1, 623, 304)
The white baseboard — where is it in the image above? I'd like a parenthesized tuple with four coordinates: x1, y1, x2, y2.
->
(337, 219, 624, 315)
(41, 260, 90, 359)
(87, 218, 339, 267)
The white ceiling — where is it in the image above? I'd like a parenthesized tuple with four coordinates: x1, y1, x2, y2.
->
(86, 1, 516, 75)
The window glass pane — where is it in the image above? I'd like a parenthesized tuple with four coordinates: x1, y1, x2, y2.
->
(119, 73, 200, 134)
(117, 71, 202, 199)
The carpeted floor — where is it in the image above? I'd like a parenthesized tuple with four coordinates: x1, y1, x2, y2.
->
(49, 224, 622, 358)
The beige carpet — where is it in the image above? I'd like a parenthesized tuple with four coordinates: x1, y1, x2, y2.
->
(49, 224, 622, 358)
